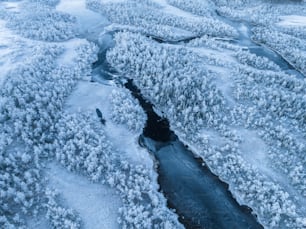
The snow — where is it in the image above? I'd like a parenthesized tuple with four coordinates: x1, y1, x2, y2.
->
(238, 129, 269, 171)
(0, 28, 11, 85)
(1, 0, 306, 228)
(278, 15, 306, 27)
(64, 81, 113, 113)
(57, 0, 108, 39)
(56, 38, 89, 65)
(46, 163, 121, 229)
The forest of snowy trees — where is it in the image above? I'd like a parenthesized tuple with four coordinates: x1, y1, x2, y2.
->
(1, 0, 306, 228)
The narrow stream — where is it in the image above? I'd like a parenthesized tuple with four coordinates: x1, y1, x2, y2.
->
(219, 15, 305, 78)
(125, 80, 263, 229)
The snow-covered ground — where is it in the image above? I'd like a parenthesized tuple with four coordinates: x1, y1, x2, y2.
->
(46, 163, 121, 229)
(56, 0, 108, 39)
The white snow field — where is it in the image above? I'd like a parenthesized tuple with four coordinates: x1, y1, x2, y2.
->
(1, 0, 306, 228)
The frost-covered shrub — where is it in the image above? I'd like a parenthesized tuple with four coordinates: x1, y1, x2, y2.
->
(110, 88, 146, 133)
(74, 42, 99, 78)
(234, 66, 306, 95)
(102, 1, 306, 227)
(277, 25, 306, 40)
(0, 45, 74, 149)
(217, 5, 275, 25)
(232, 65, 306, 126)
(217, 154, 300, 228)
(214, 0, 306, 77)
(1, 45, 65, 146)
(0, 46, 68, 227)
(182, 127, 305, 228)
(104, 23, 194, 42)
(289, 165, 306, 196)
(45, 189, 82, 229)
(0, 1, 100, 227)
(1, 2, 178, 226)
(115, 162, 182, 229)
(0, 42, 96, 151)
(6, 3, 76, 41)
(213, 0, 254, 7)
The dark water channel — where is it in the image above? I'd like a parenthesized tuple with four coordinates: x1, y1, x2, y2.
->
(124, 80, 263, 229)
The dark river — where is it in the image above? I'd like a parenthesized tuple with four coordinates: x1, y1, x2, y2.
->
(125, 80, 263, 229)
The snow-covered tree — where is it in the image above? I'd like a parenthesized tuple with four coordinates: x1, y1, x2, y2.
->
(110, 88, 147, 133)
